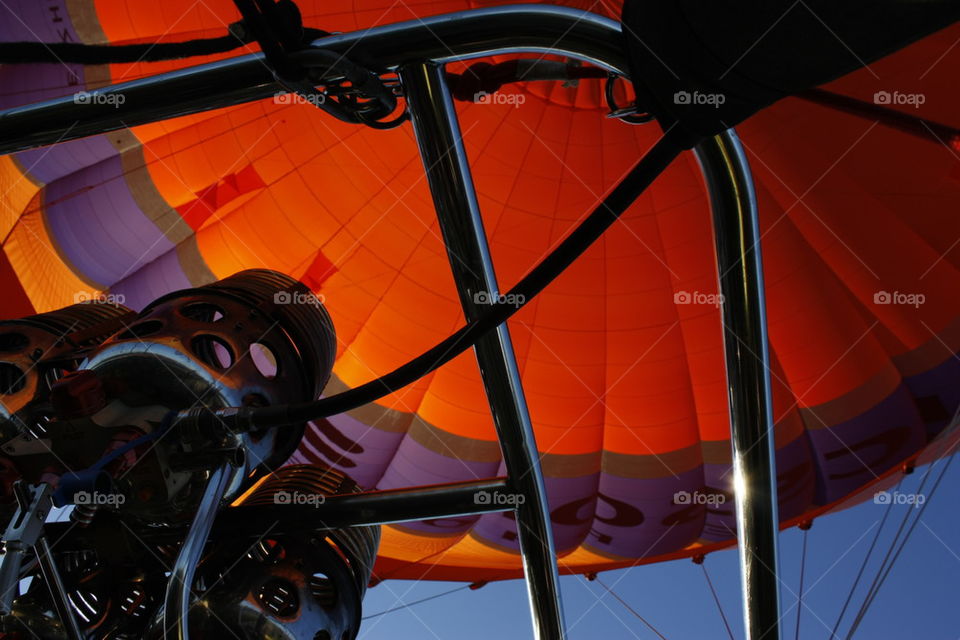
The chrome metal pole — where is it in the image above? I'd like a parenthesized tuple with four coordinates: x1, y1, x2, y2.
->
(217, 477, 513, 534)
(399, 61, 566, 640)
(35, 537, 84, 640)
(0, 6, 625, 155)
(696, 130, 782, 640)
(163, 463, 239, 640)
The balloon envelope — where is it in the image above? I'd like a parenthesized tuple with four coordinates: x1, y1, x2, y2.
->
(1, 0, 959, 581)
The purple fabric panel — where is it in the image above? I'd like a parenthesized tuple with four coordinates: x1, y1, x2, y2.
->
(0, 0, 86, 109)
(587, 466, 705, 558)
(469, 471, 600, 554)
(289, 412, 406, 490)
(375, 438, 500, 536)
(700, 434, 816, 542)
(470, 466, 706, 557)
(109, 250, 192, 311)
(806, 383, 925, 506)
(698, 460, 737, 542)
(15, 137, 118, 187)
(901, 354, 960, 439)
(464, 463, 601, 554)
(44, 154, 176, 285)
(771, 435, 817, 524)
(540, 471, 601, 554)
(377, 437, 499, 489)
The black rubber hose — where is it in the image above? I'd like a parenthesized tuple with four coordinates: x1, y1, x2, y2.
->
(175, 130, 686, 434)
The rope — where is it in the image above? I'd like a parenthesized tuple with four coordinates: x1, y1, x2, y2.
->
(0, 31, 252, 64)
(845, 451, 951, 638)
(361, 584, 473, 620)
(700, 562, 735, 640)
(827, 477, 901, 639)
(173, 132, 686, 432)
(844, 452, 956, 639)
(0, 2, 328, 66)
(794, 526, 809, 640)
(594, 576, 670, 640)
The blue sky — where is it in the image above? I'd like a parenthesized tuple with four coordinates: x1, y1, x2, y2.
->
(359, 456, 959, 639)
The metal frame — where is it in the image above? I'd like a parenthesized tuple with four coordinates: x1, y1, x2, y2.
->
(164, 463, 240, 640)
(0, 5, 781, 640)
(400, 60, 565, 638)
(697, 133, 782, 640)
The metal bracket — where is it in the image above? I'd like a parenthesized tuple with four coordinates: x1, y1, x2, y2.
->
(0, 482, 83, 639)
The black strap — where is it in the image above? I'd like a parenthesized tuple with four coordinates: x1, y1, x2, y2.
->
(0, 27, 249, 64)
(0, 4, 327, 67)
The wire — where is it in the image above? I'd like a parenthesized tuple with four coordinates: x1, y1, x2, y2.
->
(794, 527, 808, 640)
(827, 476, 901, 639)
(594, 576, 670, 640)
(361, 584, 472, 619)
(844, 452, 956, 639)
(700, 562, 735, 640)
(0, 33, 252, 64)
(174, 131, 685, 435)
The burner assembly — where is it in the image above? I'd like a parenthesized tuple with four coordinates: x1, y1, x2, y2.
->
(0, 271, 378, 640)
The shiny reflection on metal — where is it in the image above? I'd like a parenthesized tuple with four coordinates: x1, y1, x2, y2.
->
(74, 270, 335, 520)
(399, 62, 565, 640)
(44, 477, 513, 549)
(0, 301, 132, 432)
(0, 483, 52, 615)
(35, 537, 83, 640)
(223, 476, 511, 535)
(162, 463, 239, 640)
(695, 130, 782, 640)
(194, 533, 363, 640)
(187, 464, 379, 640)
(0, 6, 626, 154)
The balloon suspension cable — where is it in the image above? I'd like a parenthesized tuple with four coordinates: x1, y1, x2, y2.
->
(361, 582, 485, 620)
(694, 556, 735, 640)
(591, 575, 669, 640)
(827, 476, 902, 639)
(794, 522, 811, 640)
(171, 130, 687, 437)
(844, 447, 957, 639)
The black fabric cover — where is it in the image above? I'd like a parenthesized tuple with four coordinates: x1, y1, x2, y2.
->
(621, 0, 960, 147)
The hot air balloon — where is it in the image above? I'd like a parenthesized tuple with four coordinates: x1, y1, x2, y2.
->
(0, 0, 958, 638)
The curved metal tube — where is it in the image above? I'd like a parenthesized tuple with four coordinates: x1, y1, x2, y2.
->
(400, 61, 566, 639)
(162, 463, 239, 640)
(0, 6, 777, 639)
(696, 130, 782, 640)
(0, 5, 624, 155)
